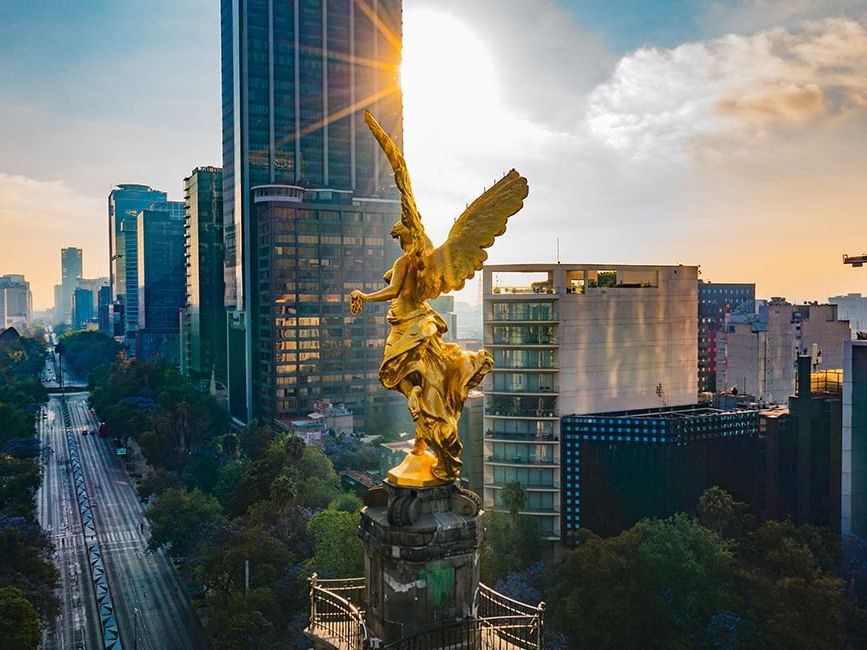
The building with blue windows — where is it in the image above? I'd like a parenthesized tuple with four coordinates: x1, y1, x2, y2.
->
(108, 184, 167, 340)
(221, 0, 403, 425)
(561, 406, 762, 540)
(180, 166, 226, 384)
(136, 203, 185, 363)
(72, 288, 94, 329)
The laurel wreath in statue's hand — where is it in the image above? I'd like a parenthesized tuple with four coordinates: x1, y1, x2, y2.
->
(350, 290, 364, 315)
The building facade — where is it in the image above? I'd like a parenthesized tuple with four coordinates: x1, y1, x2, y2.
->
(698, 281, 754, 393)
(60, 247, 83, 324)
(561, 406, 761, 539)
(108, 184, 168, 337)
(72, 288, 94, 329)
(843, 341, 867, 536)
(830, 293, 867, 335)
(97, 284, 113, 335)
(221, 0, 403, 424)
(136, 205, 185, 362)
(181, 166, 227, 383)
(723, 300, 850, 404)
(482, 263, 699, 540)
(253, 188, 399, 424)
(0, 275, 32, 329)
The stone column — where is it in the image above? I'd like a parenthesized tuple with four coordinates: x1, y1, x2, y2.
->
(359, 481, 483, 645)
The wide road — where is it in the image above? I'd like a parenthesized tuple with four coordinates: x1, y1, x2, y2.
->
(65, 393, 209, 650)
(37, 396, 102, 650)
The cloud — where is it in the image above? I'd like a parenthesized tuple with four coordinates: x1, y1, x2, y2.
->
(0, 173, 104, 308)
(704, 0, 867, 35)
(586, 18, 867, 156)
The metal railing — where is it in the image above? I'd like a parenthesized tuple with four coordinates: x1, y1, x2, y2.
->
(306, 576, 544, 650)
(307, 574, 368, 650)
(479, 583, 545, 649)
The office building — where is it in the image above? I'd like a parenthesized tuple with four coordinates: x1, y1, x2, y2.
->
(459, 389, 484, 493)
(723, 300, 850, 403)
(72, 288, 94, 329)
(108, 184, 168, 337)
(255, 189, 399, 422)
(482, 263, 699, 539)
(60, 247, 83, 324)
(843, 341, 867, 536)
(783, 356, 843, 531)
(97, 285, 112, 335)
(698, 281, 754, 393)
(181, 166, 227, 382)
(561, 406, 762, 539)
(0, 275, 32, 329)
(136, 204, 185, 362)
(221, 0, 403, 424)
(830, 293, 867, 335)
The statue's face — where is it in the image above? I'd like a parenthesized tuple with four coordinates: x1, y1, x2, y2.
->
(391, 223, 411, 249)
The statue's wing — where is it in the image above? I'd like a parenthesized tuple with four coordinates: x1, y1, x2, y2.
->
(364, 111, 426, 255)
(422, 170, 529, 298)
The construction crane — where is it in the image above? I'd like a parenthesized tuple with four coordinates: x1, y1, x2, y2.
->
(843, 253, 867, 268)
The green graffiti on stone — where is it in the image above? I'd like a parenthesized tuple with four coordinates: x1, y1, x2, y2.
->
(420, 562, 455, 606)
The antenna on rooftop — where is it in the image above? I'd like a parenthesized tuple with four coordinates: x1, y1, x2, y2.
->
(556, 237, 560, 264)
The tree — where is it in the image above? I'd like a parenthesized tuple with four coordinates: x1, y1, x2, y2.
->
(295, 445, 340, 509)
(146, 487, 223, 558)
(307, 509, 364, 578)
(500, 481, 526, 527)
(0, 586, 41, 649)
(697, 486, 754, 541)
(549, 515, 740, 649)
(0, 516, 59, 621)
(481, 510, 544, 585)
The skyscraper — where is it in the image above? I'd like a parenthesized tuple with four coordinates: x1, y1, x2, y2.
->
(60, 247, 83, 324)
(221, 0, 403, 423)
(136, 205, 186, 363)
(72, 288, 94, 329)
(108, 184, 167, 338)
(181, 166, 227, 383)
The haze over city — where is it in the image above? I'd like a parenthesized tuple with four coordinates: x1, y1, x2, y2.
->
(2, 0, 866, 309)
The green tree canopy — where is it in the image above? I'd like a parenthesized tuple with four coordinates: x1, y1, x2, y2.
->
(0, 586, 41, 650)
(146, 487, 223, 558)
(307, 509, 364, 578)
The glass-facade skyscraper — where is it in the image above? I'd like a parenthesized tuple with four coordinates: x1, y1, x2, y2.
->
(136, 204, 186, 363)
(60, 247, 83, 325)
(181, 166, 227, 383)
(108, 184, 168, 342)
(221, 0, 403, 424)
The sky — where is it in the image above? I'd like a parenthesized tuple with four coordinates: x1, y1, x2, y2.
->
(1, 0, 866, 310)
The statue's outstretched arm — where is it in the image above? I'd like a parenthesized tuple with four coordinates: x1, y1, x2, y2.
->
(350, 256, 408, 314)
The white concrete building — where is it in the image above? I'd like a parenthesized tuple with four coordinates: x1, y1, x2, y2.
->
(831, 293, 867, 336)
(481, 263, 698, 540)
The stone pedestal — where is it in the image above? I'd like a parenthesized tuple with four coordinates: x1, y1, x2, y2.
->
(360, 481, 483, 645)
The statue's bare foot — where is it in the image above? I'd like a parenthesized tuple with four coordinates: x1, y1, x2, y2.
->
(408, 385, 422, 419)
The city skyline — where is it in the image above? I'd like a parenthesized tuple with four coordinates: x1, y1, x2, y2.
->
(2, 0, 867, 309)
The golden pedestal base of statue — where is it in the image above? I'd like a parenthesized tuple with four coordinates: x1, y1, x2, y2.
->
(386, 440, 448, 488)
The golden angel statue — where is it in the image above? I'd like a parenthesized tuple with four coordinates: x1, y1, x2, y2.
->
(350, 111, 529, 487)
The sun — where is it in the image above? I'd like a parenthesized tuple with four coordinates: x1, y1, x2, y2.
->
(401, 8, 499, 161)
